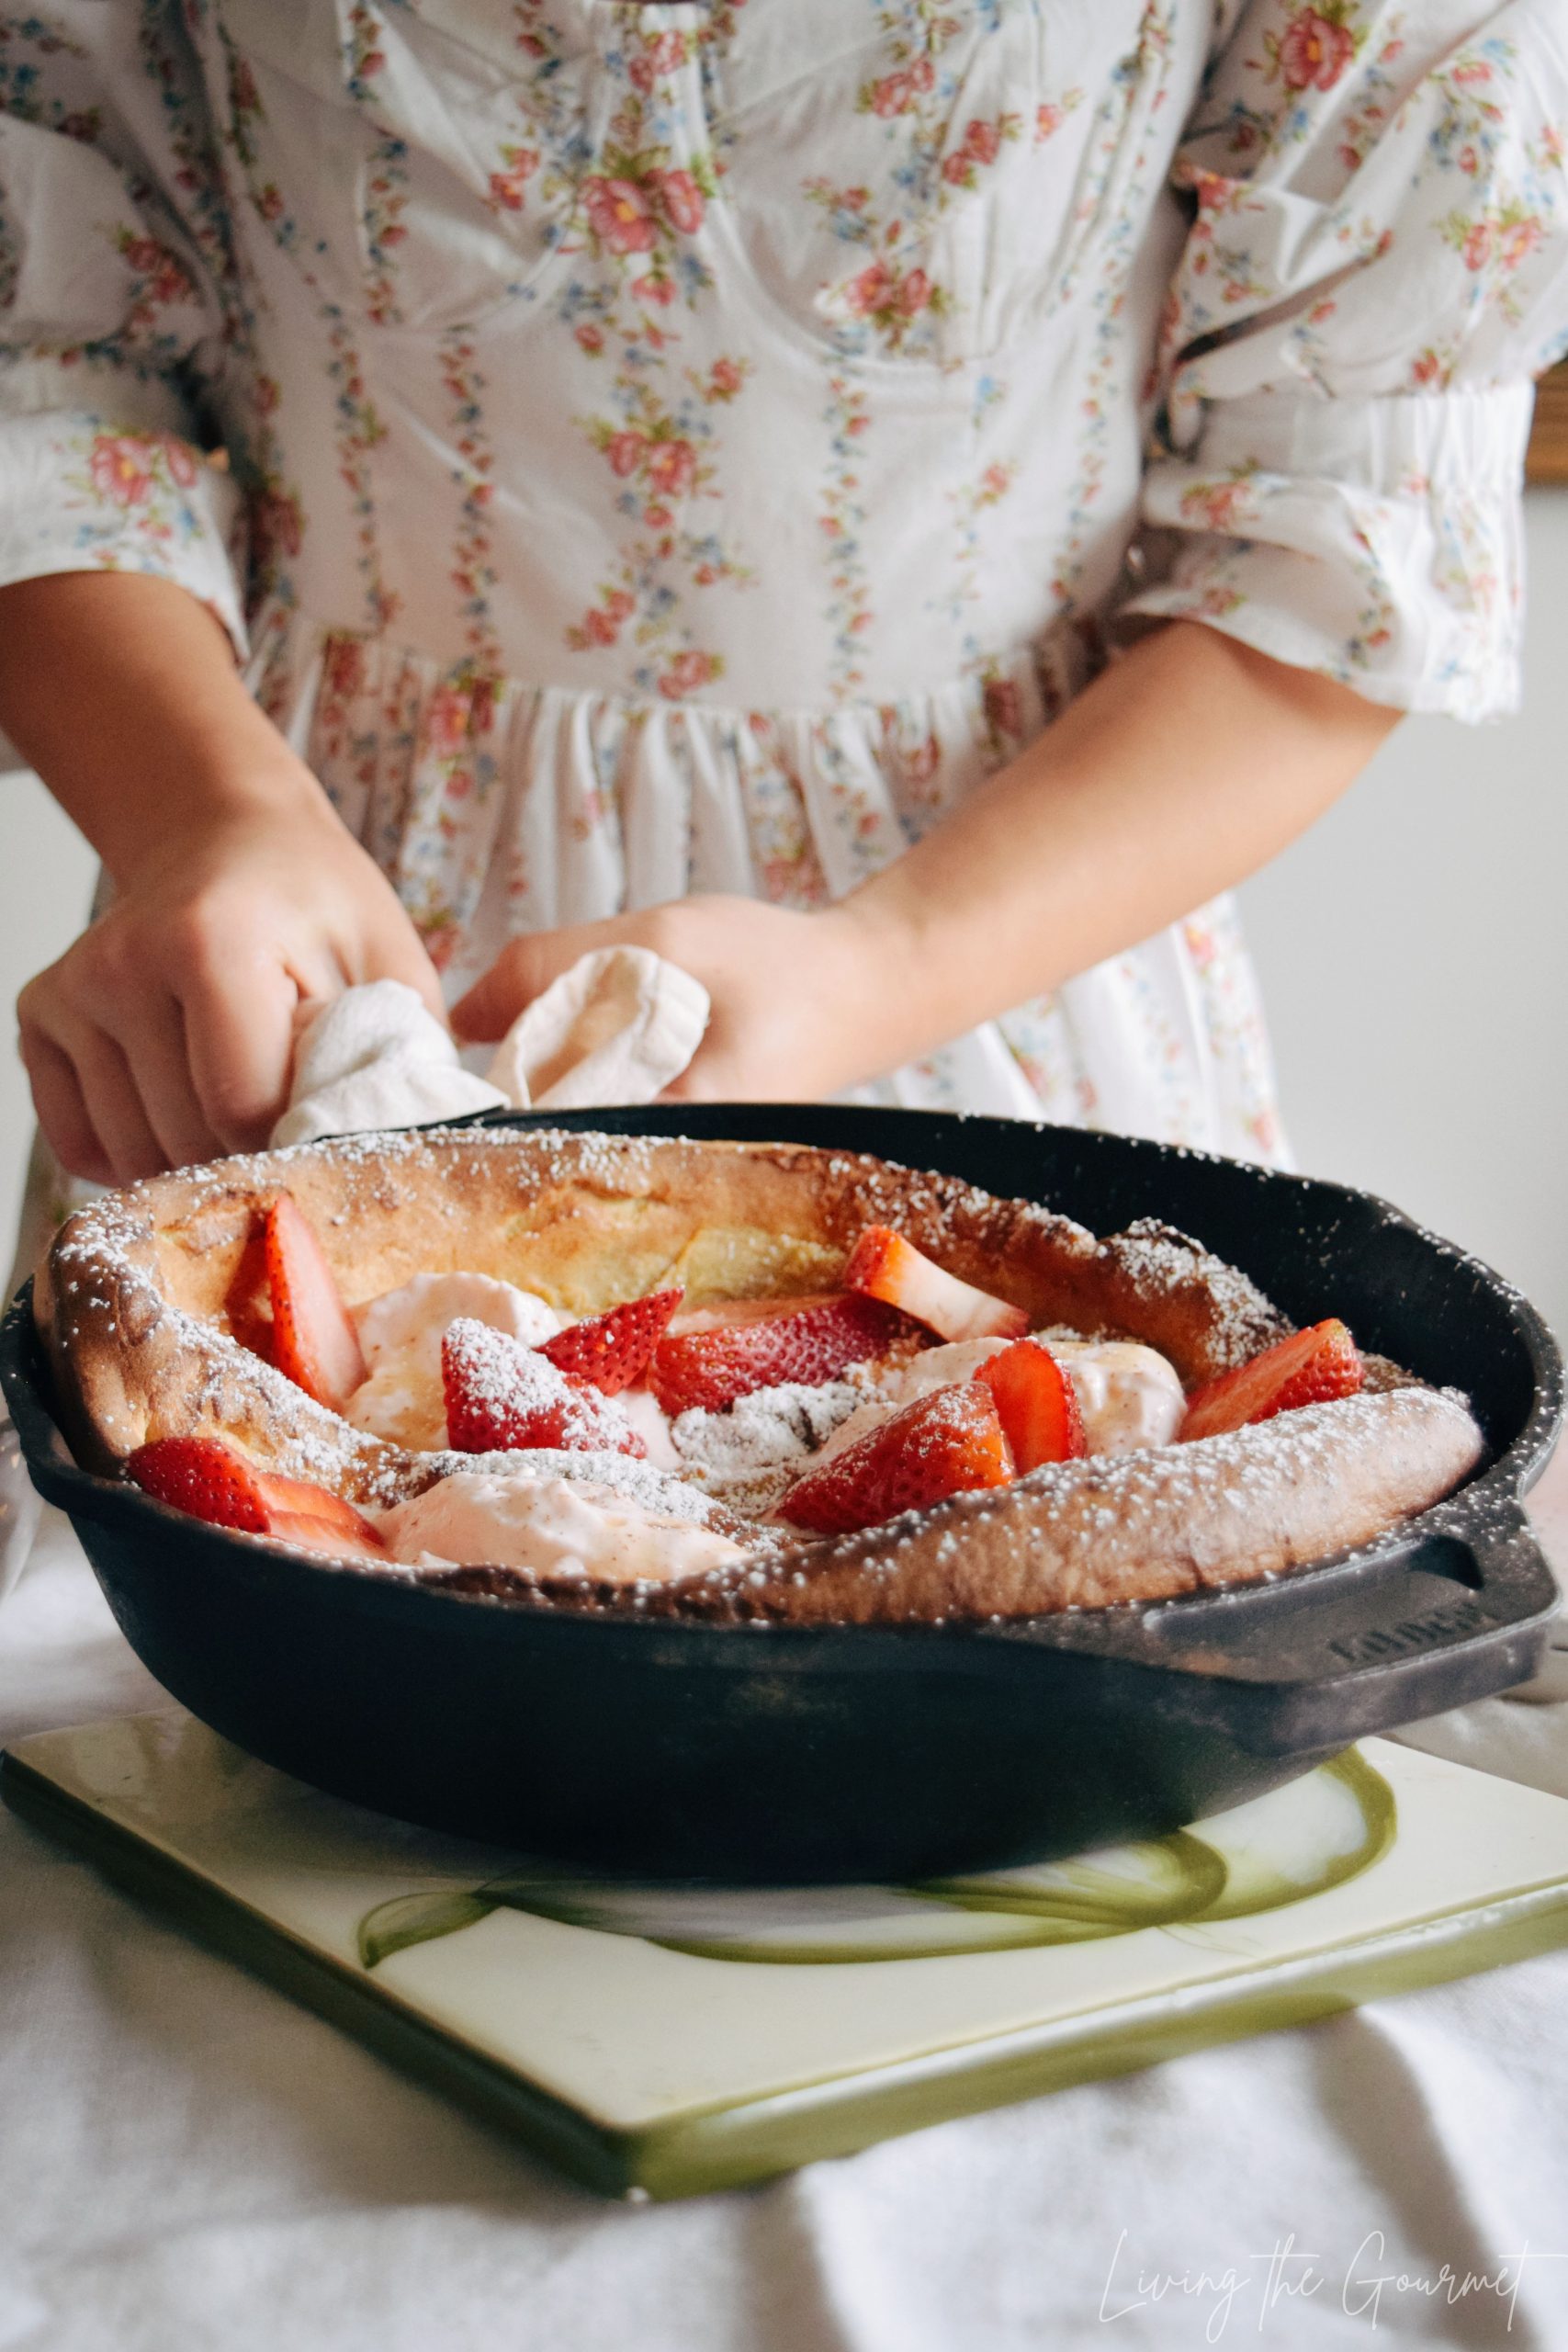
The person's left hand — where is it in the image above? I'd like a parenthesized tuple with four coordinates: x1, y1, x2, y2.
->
(449, 895, 897, 1102)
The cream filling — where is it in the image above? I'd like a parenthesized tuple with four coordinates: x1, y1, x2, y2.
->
(344, 1272, 564, 1450)
(375, 1471, 746, 1584)
(818, 1335, 1186, 1462)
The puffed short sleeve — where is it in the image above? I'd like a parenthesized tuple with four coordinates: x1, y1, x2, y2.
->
(0, 6, 245, 653)
(1120, 1, 1568, 719)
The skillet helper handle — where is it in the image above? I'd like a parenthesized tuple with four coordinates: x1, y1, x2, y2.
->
(1255, 1495, 1562, 1753)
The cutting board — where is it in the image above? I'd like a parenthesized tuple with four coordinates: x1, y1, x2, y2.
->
(6, 1713, 1568, 2199)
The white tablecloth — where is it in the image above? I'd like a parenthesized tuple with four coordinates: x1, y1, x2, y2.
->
(4, 1453, 1568, 2352)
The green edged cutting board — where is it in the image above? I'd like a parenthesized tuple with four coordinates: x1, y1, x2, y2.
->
(6, 1713, 1568, 2199)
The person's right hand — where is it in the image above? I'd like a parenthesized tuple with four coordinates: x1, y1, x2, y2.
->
(18, 786, 444, 1186)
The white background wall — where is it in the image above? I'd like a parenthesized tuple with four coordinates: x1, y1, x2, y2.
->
(3, 493, 1565, 1341)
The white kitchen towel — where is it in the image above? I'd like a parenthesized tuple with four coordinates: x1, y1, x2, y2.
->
(270, 951, 710, 1148)
(269, 982, 507, 1148)
(485, 946, 710, 1114)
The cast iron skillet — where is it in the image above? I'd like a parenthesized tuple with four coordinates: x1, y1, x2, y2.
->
(3, 1105, 1562, 1883)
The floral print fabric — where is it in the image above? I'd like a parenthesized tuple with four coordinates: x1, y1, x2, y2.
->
(2, 2, 1566, 1161)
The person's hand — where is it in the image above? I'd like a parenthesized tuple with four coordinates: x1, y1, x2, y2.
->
(451, 895, 895, 1102)
(18, 776, 444, 1184)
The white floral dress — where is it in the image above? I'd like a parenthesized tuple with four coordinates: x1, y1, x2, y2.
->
(3, 0, 1566, 1167)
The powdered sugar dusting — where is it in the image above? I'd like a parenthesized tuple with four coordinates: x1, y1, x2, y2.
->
(445, 1318, 637, 1453)
(49, 1123, 1470, 1618)
(670, 1380, 863, 1515)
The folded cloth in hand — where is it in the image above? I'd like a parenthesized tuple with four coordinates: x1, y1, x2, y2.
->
(269, 983, 506, 1148)
(485, 945, 709, 1112)
(270, 949, 709, 1148)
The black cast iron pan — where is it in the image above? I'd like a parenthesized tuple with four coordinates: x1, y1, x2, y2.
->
(3, 1105, 1561, 1883)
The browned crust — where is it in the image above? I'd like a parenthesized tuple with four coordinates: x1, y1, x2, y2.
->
(36, 1127, 1484, 1620)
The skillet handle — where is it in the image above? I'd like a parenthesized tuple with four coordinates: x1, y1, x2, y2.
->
(1234, 1495, 1562, 1753)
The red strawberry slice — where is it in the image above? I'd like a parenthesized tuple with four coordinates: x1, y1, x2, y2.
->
(264, 1193, 367, 1413)
(442, 1317, 647, 1456)
(128, 1435, 386, 1559)
(648, 1292, 918, 1416)
(539, 1289, 683, 1396)
(779, 1381, 1013, 1537)
(976, 1338, 1088, 1470)
(842, 1225, 1029, 1344)
(1179, 1318, 1364, 1442)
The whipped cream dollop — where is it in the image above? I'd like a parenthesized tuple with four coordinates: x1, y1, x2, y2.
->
(344, 1272, 563, 1449)
(818, 1334, 1186, 1463)
(375, 1471, 747, 1584)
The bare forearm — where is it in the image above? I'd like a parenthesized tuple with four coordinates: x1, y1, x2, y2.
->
(0, 571, 321, 881)
(455, 623, 1402, 1105)
(840, 623, 1400, 1060)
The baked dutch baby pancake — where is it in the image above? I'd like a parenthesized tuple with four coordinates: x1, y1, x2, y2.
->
(36, 1126, 1485, 1624)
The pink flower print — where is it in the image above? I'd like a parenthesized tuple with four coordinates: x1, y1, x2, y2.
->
(604, 590, 635, 624)
(323, 636, 367, 699)
(895, 267, 931, 318)
(846, 260, 895, 317)
(869, 70, 916, 118)
(252, 486, 303, 567)
(1278, 9, 1356, 94)
(1462, 220, 1494, 271)
(1459, 144, 1480, 176)
(230, 55, 261, 116)
(574, 322, 605, 354)
(488, 148, 539, 212)
(1035, 101, 1066, 141)
(898, 730, 941, 785)
(628, 28, 687, 93)
(646, 438, 696, 497)
(122, 232, 194, 308)
(583, 175, 659, 255)
(659, 650, 722, 698)
(646, 503, 674, 529)
(1501, 216, 1543, 269)
(651, 168, 705, 236)
(1451, 58, 1493, 87)
(709, 357, 745, 399)
(606, 431, 646, 477)
(424, 683, 472, 756)
(984, 677, 1022, 741)
(1411, 347, 1443, 386)
(964, 118, 1002, 167)
(1179, 479, 1253, 532)
(89, 435, 153, 506)
(631, 273, 676, 306)
(161, 436, 199, 490)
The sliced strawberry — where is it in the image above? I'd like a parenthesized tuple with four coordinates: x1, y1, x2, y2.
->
(264, 1193, 367, 1413)
(1179, 1317, 1364, 1442)
(442, 1317, 646, 1456)
(539, 1289, 683, 1396)
(842, 1225, 1029, 1344)
(127, 1435, 386, 1559)
(779, 1382, 1013, 1537)
(976, 1338, 1088, 1470)
(648, 1291, 917, 1416)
